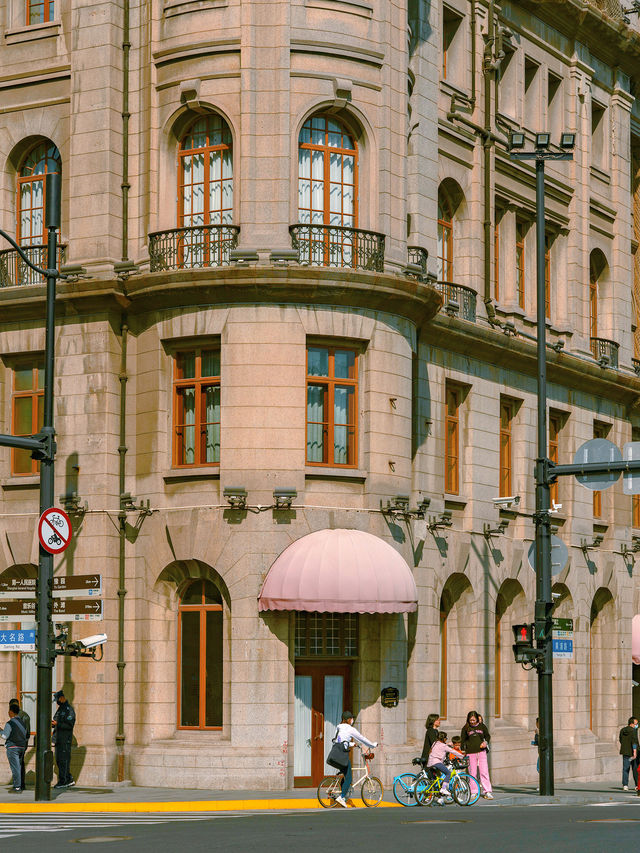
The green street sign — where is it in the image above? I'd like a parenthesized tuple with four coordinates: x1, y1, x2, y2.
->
(552, 617, 573, 632)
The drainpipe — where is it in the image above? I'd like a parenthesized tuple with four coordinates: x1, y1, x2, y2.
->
(470, 0, 477, 109)
(121, 0, 131, 262)
(482, 0, 495, 309)
(116, 320, 128, 782)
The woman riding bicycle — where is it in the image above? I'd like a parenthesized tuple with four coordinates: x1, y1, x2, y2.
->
(427, 731, 465, 805)
(328, 711, 378, 808)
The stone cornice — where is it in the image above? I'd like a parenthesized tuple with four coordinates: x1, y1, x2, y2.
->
(425, 312, 640, 408)
(0, 267, 443, 329)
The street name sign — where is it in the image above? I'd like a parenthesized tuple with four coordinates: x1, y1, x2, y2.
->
(552, 617, 574, 660)
(0, 574, 102, 599)
(0, 628, 36, 651)
(38, 507, 72, 554)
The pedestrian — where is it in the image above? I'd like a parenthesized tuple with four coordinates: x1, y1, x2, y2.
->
(461, 710, 493, 799)
(421, 713, 441, 761)
(326, 711, 377, 809)
(619, 716, 638, 791)
(8, 699, 30, 790)
(52, 689, 76, 789)
(1, 705, 27, 792)
(427, 731, 465, 805)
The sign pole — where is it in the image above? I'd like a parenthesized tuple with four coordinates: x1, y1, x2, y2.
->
(35, 173, 61, 802)
(534, 157, 554, 796)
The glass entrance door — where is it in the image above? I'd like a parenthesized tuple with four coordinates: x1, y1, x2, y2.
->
(294, 663, 350, 787)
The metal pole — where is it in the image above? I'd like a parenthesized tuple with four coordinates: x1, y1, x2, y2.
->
(534, 157, 554, 796)
(35, 172, 61, 802)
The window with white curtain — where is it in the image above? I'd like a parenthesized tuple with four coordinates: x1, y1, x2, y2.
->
(306, 345, 358, 468)
(18, 141, 61, 246)
(173, 348, 220, 467)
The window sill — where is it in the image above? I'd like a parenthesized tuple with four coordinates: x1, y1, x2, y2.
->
(1, 475, 40, 490)
(164, 467, 220, 483)
(305, 467, 366, 483)
(4, 20, 61, 44)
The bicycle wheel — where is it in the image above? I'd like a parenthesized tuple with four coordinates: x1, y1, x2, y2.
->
(317, 774, 343, 808)
(392, 773, 420, 806)
(455, 772, 481, 805)
(361, 776, 383, 807)
(451, 775, 471, 805)
(415, 779, 437, 806)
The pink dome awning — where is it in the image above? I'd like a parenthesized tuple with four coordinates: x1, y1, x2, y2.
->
(258, 528, 418, 614)
(633, 615, 640, 665)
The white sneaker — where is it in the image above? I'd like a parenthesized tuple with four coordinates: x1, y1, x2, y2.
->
(483, 792, 494, 800)
(623, 786, 629, 791)
(435, 797, 445, 806)
(335, 795, 348, 808)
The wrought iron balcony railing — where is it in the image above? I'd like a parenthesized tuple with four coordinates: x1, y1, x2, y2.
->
(435, 281, 477, 322)
(407, 246, 429, 279)
(590, 336, 619, 368)
(0, 244, 66, 287)
(148, 224, 240, 272)
(289, 223, 385, 272)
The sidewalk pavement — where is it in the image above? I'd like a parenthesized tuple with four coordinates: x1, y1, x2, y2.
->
(0, 780, 638, 812)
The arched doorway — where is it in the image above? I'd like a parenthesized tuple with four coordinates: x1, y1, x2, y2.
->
(439, 573, 475, 719)
(589, 587, 617, 740)
(494, 579, 529, 720)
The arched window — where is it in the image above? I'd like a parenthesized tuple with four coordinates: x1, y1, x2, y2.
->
(177, 115, 233, 267)
(589, 250, 608, 339)
(178, 579, 223, 729)
(17, 141, 61, 246)
(297, 114, 358, 266)
(437, 188, 454, 281)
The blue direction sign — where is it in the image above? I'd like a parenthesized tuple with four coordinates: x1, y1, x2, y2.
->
(552, 638, 573, 659)
(0, 628, 36, 651)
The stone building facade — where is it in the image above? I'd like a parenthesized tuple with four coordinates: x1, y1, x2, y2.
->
(0, 0, 639, 790)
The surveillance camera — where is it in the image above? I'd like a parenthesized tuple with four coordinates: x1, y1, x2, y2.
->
(74, 634, 107, 651)
(492, 496, 520, 509)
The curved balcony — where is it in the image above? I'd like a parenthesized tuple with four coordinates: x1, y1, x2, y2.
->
(435, 281, 477, 323)
(289, 223, 385, 272)
(590, 336, 619, 368)
(148, 225, 240, 272)
(0, 244, 66, 287)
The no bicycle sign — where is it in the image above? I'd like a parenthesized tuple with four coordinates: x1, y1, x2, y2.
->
(38, 507, 72, 555)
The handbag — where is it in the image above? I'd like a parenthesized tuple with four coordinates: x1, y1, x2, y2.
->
(326, 739, 350, 770)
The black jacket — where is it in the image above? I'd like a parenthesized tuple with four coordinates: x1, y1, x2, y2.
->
(619, 725, 638, 757)
(421, 726, 439, 760)
(17, 709, 30, 745)
(461, 722, 491, 754)
(53, 702, 76, 740)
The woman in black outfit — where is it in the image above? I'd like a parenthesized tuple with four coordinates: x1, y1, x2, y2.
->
(460, 710, 493, 798)
(421, 713, 441, 760)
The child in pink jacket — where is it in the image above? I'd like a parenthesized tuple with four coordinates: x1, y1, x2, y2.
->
(427, 731, 465, 802)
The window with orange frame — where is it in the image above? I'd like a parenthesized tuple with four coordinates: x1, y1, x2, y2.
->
(306, 345, 358, 467)
(173, 349, 220, 467)
(11, 361, 44, 476)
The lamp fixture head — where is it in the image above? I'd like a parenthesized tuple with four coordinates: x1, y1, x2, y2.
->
(273, 487, 297, 509)
(508, 131, 525, 150)
(560, 132, 576, 149)
(223, 487, 248, 509)
(535, 132, 551, 149)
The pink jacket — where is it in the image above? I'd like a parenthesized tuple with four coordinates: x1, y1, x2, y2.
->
(427, 741, 464, 767)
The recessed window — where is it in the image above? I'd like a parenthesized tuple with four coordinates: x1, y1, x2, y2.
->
(547, 71, 563, 131)
(173, 348, 220, 467)
(445, 383, 461, 495)
(438, 188, 454, 281)
(18, 141, 61, 246)
(442, 6, 464, 86)
(498, 46, 517, 118)
(499, 399, 514, 498)
(591, 102, 607, 171)
(178, 579, 223, 729)
(11, 361, 44, 476)
(548, 411, 565, 508)
(515, 219, 527, 310)
(524, 57, 541, 128)
(593, 421, 610, 518)
(306, 345, 358, 467)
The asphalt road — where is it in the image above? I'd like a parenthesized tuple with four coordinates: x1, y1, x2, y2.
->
(3, 802, 640, 852)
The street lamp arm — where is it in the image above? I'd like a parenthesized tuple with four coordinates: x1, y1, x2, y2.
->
(0, 226, 58, 278)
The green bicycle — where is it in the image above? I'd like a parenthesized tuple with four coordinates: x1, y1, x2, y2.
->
(392, 757, 481, 806)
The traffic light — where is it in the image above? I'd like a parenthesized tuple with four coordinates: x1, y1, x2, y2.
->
(512, 623, 537, 664)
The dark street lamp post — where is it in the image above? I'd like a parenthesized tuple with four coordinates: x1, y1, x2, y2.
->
(0, 172, 61, 801)
(509, 131, 575, 796)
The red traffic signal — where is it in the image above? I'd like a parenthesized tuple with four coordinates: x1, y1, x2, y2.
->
(512, 623, 534, 646)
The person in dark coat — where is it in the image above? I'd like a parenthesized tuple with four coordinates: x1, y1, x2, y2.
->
(9, 699, 30, 790)
(619, 716, 638, 790)
(421, 713, 441, 760)
(52, 689, 76, 789)
(1, 706, 27, 792)
(461, 710, 493, 799)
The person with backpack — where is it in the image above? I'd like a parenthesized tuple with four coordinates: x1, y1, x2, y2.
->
(326, 711, 377, 808)
(619, 716, 638, 790)
(1, 705, 28, 792)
